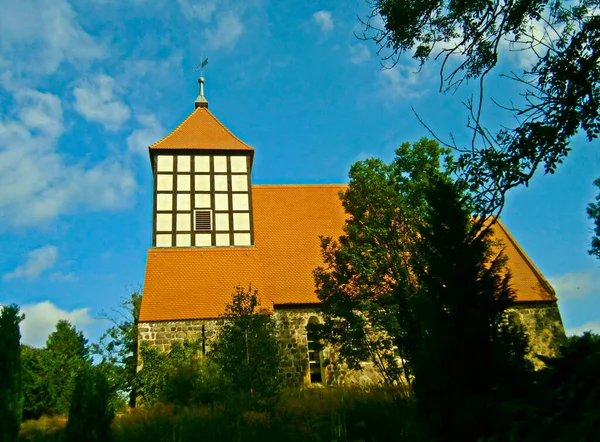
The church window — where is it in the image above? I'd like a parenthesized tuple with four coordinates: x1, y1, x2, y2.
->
(195, 211, 211, 231)
(307, 317, 324, 384)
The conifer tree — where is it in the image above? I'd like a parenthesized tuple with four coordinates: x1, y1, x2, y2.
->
(409, 178, 531, 441)
(0, 304, 25, 442)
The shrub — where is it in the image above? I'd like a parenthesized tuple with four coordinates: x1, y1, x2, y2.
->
(18, 416, 66, 442)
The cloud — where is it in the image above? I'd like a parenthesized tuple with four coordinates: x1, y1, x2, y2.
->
(178, 0, 217, 21)
(549, 268, 600, 300)
(19, 301, 97, 348)
(204, 12, 245, 50)
(0, 0, 104, 83)
(0, 88, 137, 227)
(74, 75, 131, 131)
(3, 246, 58, 280)
(379, 63, 427, 99)
(127, 114, 165, 156)
(49, 271, 77, 282)
(312, 10, 334, 33)
(566, 321, 600, 336)
(349, 45, 370, 64)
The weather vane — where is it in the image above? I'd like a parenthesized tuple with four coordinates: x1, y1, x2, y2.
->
(195, 56, 209, 77)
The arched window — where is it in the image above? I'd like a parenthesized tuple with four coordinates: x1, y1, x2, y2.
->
(306, 316, 323, 384)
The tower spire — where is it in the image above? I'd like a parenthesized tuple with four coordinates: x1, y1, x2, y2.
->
(195, 77, 208, 108)
(194, 56, 209, 109)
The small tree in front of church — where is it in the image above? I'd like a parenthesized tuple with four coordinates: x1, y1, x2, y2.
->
(210, 286, 281, 398)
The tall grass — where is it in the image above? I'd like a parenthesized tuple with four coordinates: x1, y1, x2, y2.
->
(19, 387, 414, 442)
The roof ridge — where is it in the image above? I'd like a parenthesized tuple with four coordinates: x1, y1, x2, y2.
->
(495, 219, 557, 299)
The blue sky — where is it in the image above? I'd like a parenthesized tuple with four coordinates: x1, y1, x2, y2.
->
(0, 0, 598, 347)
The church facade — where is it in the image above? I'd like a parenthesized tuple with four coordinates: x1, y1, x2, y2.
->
(138, 80, 566, 387)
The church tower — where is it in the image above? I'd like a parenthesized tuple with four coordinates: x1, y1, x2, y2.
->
(149, 77, 255, 248)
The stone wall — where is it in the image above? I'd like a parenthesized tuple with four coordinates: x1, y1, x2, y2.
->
(508, 301, 566, 369)
(138, 301, 566, 382)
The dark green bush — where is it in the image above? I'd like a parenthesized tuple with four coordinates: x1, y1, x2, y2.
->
(64, 366, 114, 442)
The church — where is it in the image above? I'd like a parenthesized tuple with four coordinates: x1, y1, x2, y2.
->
(137, 78, 566, 387)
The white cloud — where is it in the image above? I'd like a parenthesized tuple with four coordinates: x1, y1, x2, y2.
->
(566, 321, 600, 336)
(178, 0, 217, 21)
(49, 271, 77, 282)
(74, 75, 131, 131)
(19, 301, 97, 348)
(349, 45, 371, 64)
(3, 246, 58, 280)
(0, 0, 104, 83)
(126, 114, 165, 156)
(549, 268, 600, 300)
(0, 88, 137, 227)
(379, 63, 427, 99)
(312, 10, 334, 33)
(204, 12, 245, 50)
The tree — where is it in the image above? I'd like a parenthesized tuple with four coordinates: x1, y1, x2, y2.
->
(45, 320, 91, 415)
(64, 366, 114, 442)
(587, 177, 600, 259)
(210, 286, 281, 397)
(409, 178, 531, 441)
(92, 290, 141, 408)
(313, 138, 453, 386)
(21, 345, 52, 420)
(363, 0, 600, 218)
(0, 304, 24, 442)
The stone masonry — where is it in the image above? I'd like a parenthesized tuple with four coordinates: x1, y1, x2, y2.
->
(138, 301, 566, 384)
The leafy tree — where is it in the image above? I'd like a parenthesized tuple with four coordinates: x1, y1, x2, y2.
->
(409, 178, 531, 441)
(64, 366, 114, 442)
(45, 320, 91, 415)
(92, 290, 141, 408)
(587, 177, 600, 259)
(313, 138, 453, 386)
(211, 286, 281, 397)
(0, 304, 24, 442)
(162, 340, 228, 407)
(135, 343, 167, 408)
(363, 0, 600, 217)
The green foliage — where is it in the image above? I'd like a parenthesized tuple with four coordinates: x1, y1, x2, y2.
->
(18, 416, 66, 442)
(21, 346, 52, 420)
(162, 341, 228, 407)
(364, 0, 600, 218)
(314, 138, 453, 385)
(64, 366, 114, 442)
(0, 304, 25, 442)
(210, 286, 281, 398)
(43, 320, 91, 416)
(135, 344, 167, 408)
(587, 177, 600, 258)
(409, 178, 531, 441)
(92, 290, 142, 408)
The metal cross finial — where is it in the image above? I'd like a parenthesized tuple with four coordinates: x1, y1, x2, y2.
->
(195, 56, 209, 77)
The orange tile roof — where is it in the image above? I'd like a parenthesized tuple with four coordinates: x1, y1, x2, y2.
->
(150, 107, 254, 152)
(139, 185, 556, 322)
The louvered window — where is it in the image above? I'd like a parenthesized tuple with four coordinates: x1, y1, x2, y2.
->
(195, 210, 211, 231)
